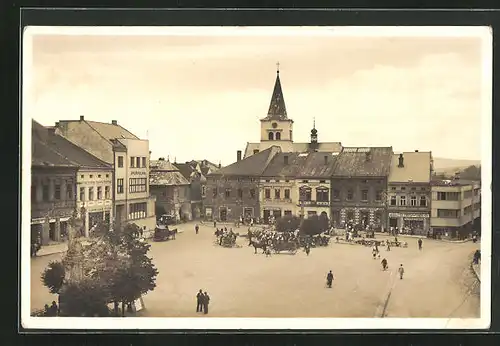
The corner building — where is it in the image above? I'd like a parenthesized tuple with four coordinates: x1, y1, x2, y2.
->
(54, 116, 156, 232)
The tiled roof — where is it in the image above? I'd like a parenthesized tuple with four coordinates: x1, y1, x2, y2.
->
(388, 152, 432, 183)
(174, 163, 196, 180)
(32, 120, 111, 169)
(261, 153, 305, 178)
(150, 159, 190, 186)
(210, 146, 281, 177)
(332, 147, 393, 177)
(262, 71, 288, 121)
(297, 152, 338, 178)
(243, 142, 342, 158)
(85, 120, 139, 141)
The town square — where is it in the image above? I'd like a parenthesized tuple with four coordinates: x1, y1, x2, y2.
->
(24, 27, 486, 323)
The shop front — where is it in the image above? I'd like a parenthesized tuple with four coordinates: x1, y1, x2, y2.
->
(388, 212, 430, 235)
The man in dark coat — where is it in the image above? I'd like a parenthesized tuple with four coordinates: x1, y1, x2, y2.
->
(195, 224, 199, 235)
(196, 289, 204, 312)
(418, 238, 423, 250)
(203, 292, 210, 314)
(326, 270, 334, 288)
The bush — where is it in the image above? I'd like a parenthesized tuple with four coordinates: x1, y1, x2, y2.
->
(58, 278, 110, 317)
(41, 261, 65, 294)
(319, 213, 329, 232)
(275, 215, 301, 233)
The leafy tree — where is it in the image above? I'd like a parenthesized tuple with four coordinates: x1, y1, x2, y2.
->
(275, 215, 301, 232)
(319, 213, 330, 232)
(299, 215, 323, 236)
(41, 261, 65, 294)
(58, 277, 110, 317)
(460, 165, 481, 181)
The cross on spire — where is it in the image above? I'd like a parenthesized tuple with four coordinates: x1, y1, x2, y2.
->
(276, 61, 280, 73)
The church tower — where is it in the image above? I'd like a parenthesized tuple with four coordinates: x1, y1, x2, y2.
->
(259, 63, 294, 153)
(309, 118, 319, 151)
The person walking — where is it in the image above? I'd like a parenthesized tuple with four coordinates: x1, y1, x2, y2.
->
(398, 264, 405, 280)
(213, 220, 217, 228)
(196, 289, 204, 312)
(305, 244, 310, 256)
(418, 238, 423, 251)
(195, 224, 199, 235)
(326, 270, 334, 288)
(203, 292, 210, 314)
(381, 258, 388, 271)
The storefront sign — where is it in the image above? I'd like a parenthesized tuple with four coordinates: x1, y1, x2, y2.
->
(130, 171, 147, 176)
(389, 213, 429, 218)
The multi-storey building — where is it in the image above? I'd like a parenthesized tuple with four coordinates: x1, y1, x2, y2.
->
(430, 175, 481, 239)
(31, 120, 113, 242)
(330, 147, 393, 229)
(150, 158, 191, 222)
(387, 151, 433, 235)
(204, 146, 280, 222)
(243, 68, 342, 158)
(31, 121, 78, 245)
(259, 152, 306, 222)
(54, 116, 156, 231)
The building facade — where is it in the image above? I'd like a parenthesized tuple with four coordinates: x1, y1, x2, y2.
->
(150, 158, 192, 222)
(243, 68, 342, 158)
(204, 147, 280, 222)
(387, 151, 433, 235)
(55, 117, 156, 232)
(430, 177, 481, 239)
(330, 147, 393, 230)
(32, 120, 113, 244)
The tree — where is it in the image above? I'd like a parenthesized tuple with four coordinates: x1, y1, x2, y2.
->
(299, 215, 323, 236)
(275, 215, 301, 232)
(58, 277, 109, 317)
(460, 165, 481, 181)
(41, 261, 65, 294)
(319, 212, 329, 232)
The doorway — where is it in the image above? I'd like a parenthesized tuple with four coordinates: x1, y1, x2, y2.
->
(219, 207, 228, 222)
(263, 209, 271, 223)
(389, 218, 398, 228)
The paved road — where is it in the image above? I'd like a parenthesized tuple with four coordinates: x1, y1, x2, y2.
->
(29, 222, 480, 318)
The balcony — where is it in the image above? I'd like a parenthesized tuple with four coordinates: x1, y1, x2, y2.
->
(263, 198, 293, 204)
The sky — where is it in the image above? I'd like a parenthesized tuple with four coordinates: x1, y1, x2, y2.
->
(27, 27, 489, 166)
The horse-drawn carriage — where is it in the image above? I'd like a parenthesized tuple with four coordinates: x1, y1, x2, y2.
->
(153, 225, 177, 241)
(215, 229, 240, 248)
(272, 240, 298, 254)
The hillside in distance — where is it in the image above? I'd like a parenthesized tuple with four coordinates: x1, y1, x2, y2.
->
(432, 157, 481, 173)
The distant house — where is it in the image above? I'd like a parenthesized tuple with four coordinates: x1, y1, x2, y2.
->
(149, 158, 191, 222)
(174, 161, 207, 219)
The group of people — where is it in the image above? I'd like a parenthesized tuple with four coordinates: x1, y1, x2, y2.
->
(195, 290, 211, 314)
(215, 227, 237, 246)
(43, 301, 59, 316)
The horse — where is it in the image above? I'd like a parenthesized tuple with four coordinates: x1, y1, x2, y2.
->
(249, 239, 267, 254)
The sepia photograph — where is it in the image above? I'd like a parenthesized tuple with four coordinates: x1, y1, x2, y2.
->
(21, 26, 491, 330)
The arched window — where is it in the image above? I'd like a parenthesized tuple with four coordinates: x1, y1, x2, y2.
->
(276, 132, 281, 140)
(268, 132, 274, 140)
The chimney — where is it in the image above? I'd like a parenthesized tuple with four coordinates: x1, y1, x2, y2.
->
(111, 120, 117, 125)
(79, 115, 84, 121)
(159, 157, 165, 161)
(237, 150, 242, 162)
(398, 153, 404, 168)
(324, 155, 328, 165)
(218, 162, 222, 169)
(284, 155, 289, 165)
(415, 150, 419, 152)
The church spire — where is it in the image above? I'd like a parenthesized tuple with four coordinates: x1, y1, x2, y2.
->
(265, 62, 288, 120)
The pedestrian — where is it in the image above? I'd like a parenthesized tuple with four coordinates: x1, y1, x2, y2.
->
(386, 242, 391, 251)
(195, 224, 199, 234)
(43, 304, 50, 316)
(305, 244, 310, 256)
(381, 258, 388, 271)
(213, 220, 217, 228)
(196, 289, 204, 312)
(418, 238, 423, 250)
(326, 270, 334, 288)
(49, 301, 58, 316)
(203, 291, 210, 314)
(398, 264, 405, 279)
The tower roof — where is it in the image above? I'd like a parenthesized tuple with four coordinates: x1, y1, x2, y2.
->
(263, 68, 288, 121)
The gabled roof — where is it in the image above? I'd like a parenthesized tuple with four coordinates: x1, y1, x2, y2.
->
(261, 152, 305, 178)
(32, 120, 111, 169)
(85, 120, 139, 141)
(332, 147, 393, 177)
(210, 146, 281, 177)
(297, 152, 338, 178)
(388, 152, 432, 183)
(262, 71, 288, 121)
(174, 163, 197, 180)
(150, 159, 190, 186)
